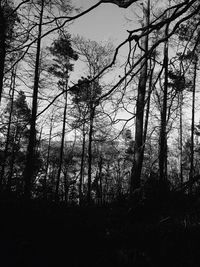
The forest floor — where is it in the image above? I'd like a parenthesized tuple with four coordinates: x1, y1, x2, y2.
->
(0, 196, 200, 267)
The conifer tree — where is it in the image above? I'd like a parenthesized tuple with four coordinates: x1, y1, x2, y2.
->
(48, 34, 78, 201)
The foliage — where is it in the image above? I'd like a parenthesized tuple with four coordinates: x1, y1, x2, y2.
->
(70, 77, 102, 106)
(0, 91, 32, 193)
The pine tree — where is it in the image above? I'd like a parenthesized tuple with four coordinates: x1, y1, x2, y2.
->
(0, 0, 18, 103)
(0, 91, 31, 195)
(48, 34, 78, 201)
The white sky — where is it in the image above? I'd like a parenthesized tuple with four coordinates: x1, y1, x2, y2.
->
(76, 3, 125, 43)
(68, 1, 133, 82)
(66, 1, 138, 133)
(70, 0, 131, 43)
(67, 1, 200, 140)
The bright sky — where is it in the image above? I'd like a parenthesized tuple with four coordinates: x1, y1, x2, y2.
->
(67, 1, 200, 139)
(69, 0, 140, 43)
(67, 1, 141, 133)
(67, 1, 140, 83)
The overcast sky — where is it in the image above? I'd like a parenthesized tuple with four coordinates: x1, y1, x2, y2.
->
(69, 0, 139, 43)
(68, 1, 142, 82)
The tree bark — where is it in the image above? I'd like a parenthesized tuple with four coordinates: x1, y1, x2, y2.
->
(0, 67, 16, 190)
(179, 90, 183, 185)
(189, 58, 197, 193)
(43, 115, 54, 199)
(63, 172, 69, 204)
(0, 4, 6, 104)
(159, 8, 170, 182)
(23, 0, 44, 201)
(130, 0, 149, 195)
(6, 68, 17, 193)
(79, 123, 86, 204)
(98, 156, 103, 205)
(87, 104, 95, 204)
(55, 89, 68, 201)
(143, 55, 155, 148)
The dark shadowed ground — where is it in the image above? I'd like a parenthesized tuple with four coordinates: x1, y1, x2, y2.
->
(0, 196, 200, 267)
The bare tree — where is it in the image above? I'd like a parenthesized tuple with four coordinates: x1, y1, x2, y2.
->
(130, 0, 150, 194)
(23, 0, 45, 201)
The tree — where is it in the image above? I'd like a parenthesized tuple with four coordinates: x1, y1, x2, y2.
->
(175, 3, 200, 189)
(43, 114, 54, 200)
(0, 90, 31, 195)
(71, 37, 114, 203)
(130, 0, 150, 195)
(189, 55, 198, 192)
(23, 0, 45, 201)
(48, 33, 78, 201)
(0, 65, 16, 190)
(0, 0, 18, 103)
(158, 3, 170, 183)
(70, 77, 102, 203)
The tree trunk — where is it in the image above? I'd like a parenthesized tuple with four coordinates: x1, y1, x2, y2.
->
(159, 10, 169, 182)
(87, 105, 95, 204)
(55, 89, 68, 201)
(7, 144, 16, 194)
(43, 115, 54, 199)
(23, 0, 44, 201)
(189, 58, 197, 193)
(64, 172, 69, 204)
(7, 123, 19, 195)
(143, 55, 155, 148)
(179, 90, 183, 185)
(0, 5, 6, 104)
(130, 0, 150, 195)
(99, 156, 103, 205)
(79, 123, 86, 204)
(0, 67, 16, 190)
(6, 68, 17, 193)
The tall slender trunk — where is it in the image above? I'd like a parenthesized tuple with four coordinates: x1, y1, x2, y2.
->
(7, 144, 16, 194)
(0, 5, 6, 104)
(37, 126, 43, 152)
(143, 56, 155, 147)
(6, 70, 17, 194)
(0, 67, 16, 190)
(55, 89, 68, 201)
(43, 115, 54, 199)
(179, 90, 183, 184)
(116, 159, 121, 198)
(189, 58, 197, 192)
(130, 0, 150, 194)
(87, 105, 95, 204)
(159, 10, 169, 182)
(79, 123, 86, 204)
(23, 0, 44, 201)
(99, 156, 103, 205)
(63, 172, 69, 204)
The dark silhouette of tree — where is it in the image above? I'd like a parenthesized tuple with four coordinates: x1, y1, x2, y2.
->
(159, 4, 170, 183)
(0, 66, 16, 190)
(0, 90, 31, 196)
(70, 37, 114, 203)
(130, 0, 150, 195)
(48, 34, 78, 201)
(23, 0, 45, 201)
(175, 3, 200, 189)
(0, 0, 18, 103)
(189, 55, 198, 192)
(43, 114, 54, 200)
(70, 77, 102, 203)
